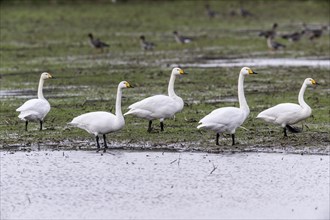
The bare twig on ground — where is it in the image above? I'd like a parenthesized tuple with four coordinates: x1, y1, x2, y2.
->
(209, 163, 218, 175)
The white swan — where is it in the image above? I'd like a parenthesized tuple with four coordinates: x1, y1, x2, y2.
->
(256, 78, 317, 137)
(69, 81, 132, 152)
(197, 67, 257, 145)
(124, 67, 186, 132)
(16, 72, 53, 131)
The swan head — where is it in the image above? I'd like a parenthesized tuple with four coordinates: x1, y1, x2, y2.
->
(119, 81, 133, 89)
(171, 67, 186, 76)
(304, 78, 318, 86)
(40, 72, 53, 80)
(240, 67, 257, 76)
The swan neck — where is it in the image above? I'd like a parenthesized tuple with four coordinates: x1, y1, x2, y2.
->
(168, 73, 177, 98)
(115, 86, 123, 117)
(238, 73, 249, 113)
(298, 82, 308, 108)
(37, 77, 45, 99)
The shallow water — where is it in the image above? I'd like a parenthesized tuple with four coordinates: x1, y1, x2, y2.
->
(182, 58, 330, 68)
(1, 151, 329, 219)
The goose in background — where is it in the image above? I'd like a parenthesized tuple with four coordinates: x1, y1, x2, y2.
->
(197, 67, 257, 146)
(173, 31, 193, 44)
(88, 33, 109, 50)
(257, 78, 318, 137)
(140, 35, 155, 51)
(259, 23, 278, 38)
(205, 4, 219, 19)
(267, 36, 286, 50)
(303, 23, 327, 41)
(69, 81, 133, 152)
(16, 72, 54, 131)
(281, 30, 305, 42)
(239, 7, 253, 17)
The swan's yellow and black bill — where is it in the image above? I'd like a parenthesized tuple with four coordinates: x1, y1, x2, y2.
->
(125, 82, 133, 88)
(179, 69, 188, 75)
(48, 73, 54, 79)
(248, 69, 257, 74)
(311, 79, 318, 85)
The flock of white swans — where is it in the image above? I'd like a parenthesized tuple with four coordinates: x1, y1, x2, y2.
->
(16, 67, 317, 152)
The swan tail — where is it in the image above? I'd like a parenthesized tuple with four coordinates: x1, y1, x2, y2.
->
(196, 124, 202, 129)
(17, 111, 39, 121)
(197, 123, 206, 129)
(123, 110, 132, 116)
(17, 113, 27, 121)
(286, 125, 301, 133)
(68, 122, 95, 135)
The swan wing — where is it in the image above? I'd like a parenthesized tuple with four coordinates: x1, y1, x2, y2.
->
(257, 103, 305, 125)
(125, 95, 181, 119)
(69, 111, 122, 135)
(198, 107, 246, 133)
(16, 99, 50, 120)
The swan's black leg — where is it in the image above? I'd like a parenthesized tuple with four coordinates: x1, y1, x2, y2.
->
(231, 134, 235, 146)
(39, 121, 43, 131)
(160, 121, 164, 132)
(103, 134, 108, 153)
(25, 121, 28, 131)
(96, 136, 101, 152)
(283, 127, 288, 137)
(147, 120, 152, 132)
(216, 133, 220, 145)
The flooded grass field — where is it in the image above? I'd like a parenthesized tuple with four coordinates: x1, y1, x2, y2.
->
(1, 1, 329, 153)
(1, 150, 329, 219)
(0, 1, 330, 219)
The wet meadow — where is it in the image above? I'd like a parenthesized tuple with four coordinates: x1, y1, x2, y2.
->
(1, 0, 329, 153)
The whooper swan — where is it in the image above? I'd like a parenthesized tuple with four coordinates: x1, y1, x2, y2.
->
(124, 67, 187, 132)
(69, 81, 132, 152)
(16, 72, 53, 131)
(197, 67, 257, 145)
(256, 78, 318, 137)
